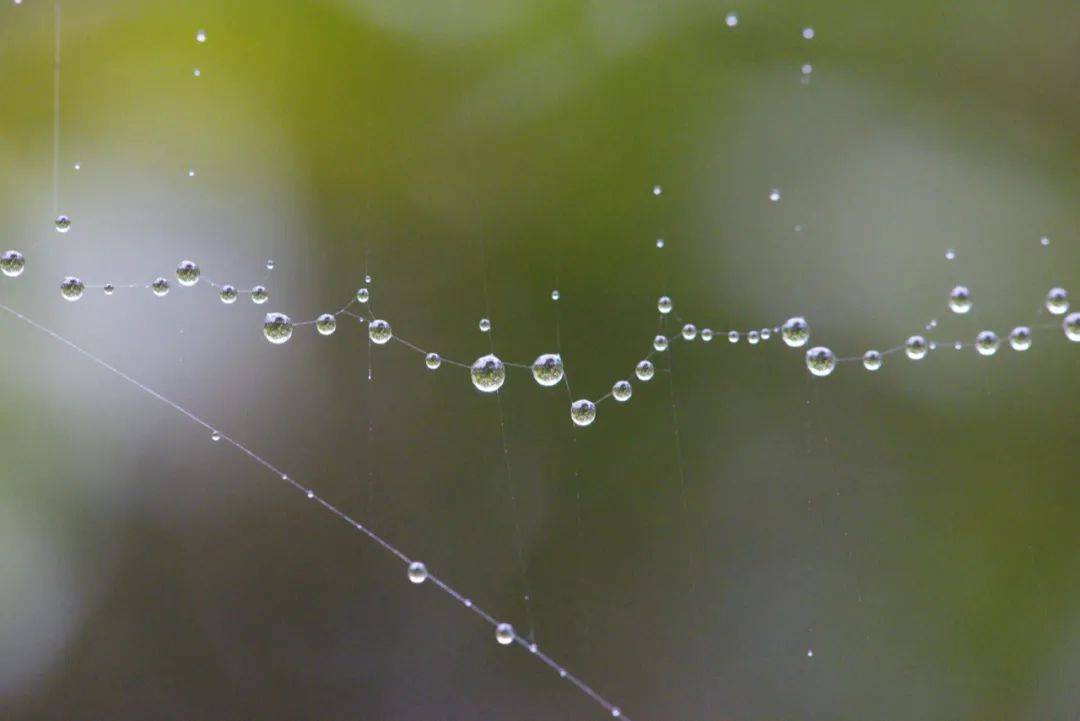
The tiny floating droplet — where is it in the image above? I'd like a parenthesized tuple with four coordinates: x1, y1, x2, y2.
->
(768, 188, 781, 202)
(551, 289, 560, 301)
(945, 248, 956, 260)
(747, 330, 760, 345)
(1040, 236, 1050, 247)
(570, 399, 597, 427)
(176, 260, 201, 287)
(187, 169, 196, 177)
(219, 285, 238, 304)
(531, 353, 564, 387)
(266, 259, 275, 271)
(652, 184, 662, 196)
(655, 238, 665, 249)
(315, 313, 337, 336)
(407, 561, 428, 584)
(974, 330, 999, 356)
(193, 68, 201, 77)
(801, 63, 813, 75)
(59, 276, 84, 301)
(470, 353, 505, 392)
(151, 277, 170, 297)
(802, 27, 815, 39)
(728, 330, 740, 344)
(635, 360, 655, 381)
(495, 623, 515, 645)
(1, 250, 25, 277)
(263, 312, 293, 344)
(805, 346, 835, 377)
(251, 285, 269, 304)
(54, 215, 71, 233)
(369, 319, 392, 345)
(725, 11, 739, 27)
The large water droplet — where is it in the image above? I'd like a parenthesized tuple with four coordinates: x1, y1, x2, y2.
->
(1064, 312, 1080, 342)
(407, 561, 428, 584)
(612, 380, 632, 402)
(251, 285, 269, 304)
(495, 623, 515, 645)
(368, 319, 392, 345)
(59, 276, 84, 301)
(531, 353, 564, 387)
(862, 350, 883, 371)
(219, 285, 238, 304)
(1045, 287, 1069, 315)
(470, 354, 505, 392)
(905, 335, 928, 360)
(1, 250, 25, 277)
(635, 360, 655, 381)
(151, 277, 170, 297)
(263, 312, 293, 344)
(658, 296, 673, 314)
(1008, 326, 1032, 351)
(570, 399, 597, 427)
(54, 215, 71, 233)
(425, 352, 442, 370)
(781, 317, 810, 347)
(176, 260, 200, 287)
(805, 346, 835, 376)
(316, 313, 337, 336)
(974, 330, 999, 356)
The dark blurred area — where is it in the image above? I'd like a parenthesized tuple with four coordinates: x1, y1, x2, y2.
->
(1, 1, 1078, 719)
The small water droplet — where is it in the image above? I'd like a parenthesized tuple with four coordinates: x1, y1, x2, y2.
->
(725, 11, 739, 27)
(570, 399, 597, 427)
(407, 561, 428, 584)
(768, 188, 781, 202)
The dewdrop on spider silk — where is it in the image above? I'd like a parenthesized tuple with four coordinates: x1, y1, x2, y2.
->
(59, 276, 85, 301)
(368, 319, 392, 344)
(219, 285, 238, 304)
(905, 335, 929, 360)
(470, 354, 505, 392)
(263, 313, 293, 345)
(531, 353, 564, 387)
(151, 278, 170, 297)
(54, 215, 71, 233)
(1, 250, 25, 277)
(407, 561, 428, 584)
(251, 286, 269, 304)
(805, 346, 836, 377)
(176, 260, 201, 287)
(425, 352, 442, 370)
(316, 313, 337, 336)
(635, 360, 655, 381)
(570, 399, 597, 427)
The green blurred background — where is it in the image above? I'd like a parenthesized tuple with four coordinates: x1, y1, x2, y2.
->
(1, 1, 1078, 719)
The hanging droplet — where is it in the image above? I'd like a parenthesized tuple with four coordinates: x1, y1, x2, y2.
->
(195, 29, 207, 43)
(266, 259, 275, 271)
(193, 68, 201, 77)
(1045, 287, 1069, 315)
(653, 335, 669, 352)
(1064, 312, 1080, 342)
(801, 63, 813, 75)
(531, 353, 564, 387)
(781, 317, 810, 347)
(470, 354, 505, 392)
(657, 296, 673, 314)
(551, 289, 560, 301)
(656, 238, 665, 249)
(151, 277, 170, 297)
(54, 215, 71, 233)
(760, 328, 772, 341)
(407, 561, 428, 584)
(974, 330, 999, 356)
(263, 312, 293, 344)
(59, 276, 84, 301)
(1040, 236, 1050, 247)
(251, 285, 269, 304)
(905, 335, 928, 360)
(1008, 326, 1032, 351)
(652, 184, 662, 196)
(219, 285, 238, 304)
(635, 360, 655, 381)
(425, 352, 442, 370)
(176, 260, 201, 287)
(728, 330, 740, 344)
(495, 623, 515, 645)
(747, 330, 760, 345)
(805, 346, 835, 377)
(356, 287, 370, 303)
(768, 188, 781, 202)
(103, 284, 115, 295)
(315, 313, 337, 336)
(369, 319, 392, 345)
(802, 27, 815, 39)
(210, 430, 222, 442)
(1, 250, 25, 277)
(612, 380, 632, 402)
(948, 285, 972, 314)
(479, 318, 492, 332)
(725, 12, 739, 27)
(681, 324, 698, 341)
(701, 328, 714, 342)
(945, 248, 956, 260)
(364, 274, 372, 284)
(570, 399, 597, 427)
(862, 350, 883, 371)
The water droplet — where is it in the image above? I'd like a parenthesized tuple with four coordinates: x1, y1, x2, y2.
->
(570, 399, 597, 427)
(862, 350, 883, 371)
(306, 490, 314, 499)
(635, 360, 655, 381)
(1045, 287, 1069, 315)
(802, 27, 815, 39)
(658, 295, 673, 314)
(479, 318, 492, 333)
(652, 185, 662, 196)
(945, 249, 956, 260)
(701, 328, 714, 342)
(176, 260, 201, 287)
(801, 63, 813, 75)
(1040, 236, 1050, 247)
(103, 284, 115, 295)
(73, 163, 80, 171)
(728, 330, 740, 343)
(470, 354, 505, 393)
(151, 277, 170, 297)
(187, 169, 196, 177)
(747, 330, 760, 345)
(681, 324, 697, 341)
(1064, 312, 1080, 342)
(781, 317, 810, 347)
(364, 274, 372, 284)
(59, 276, 85, 301)
(612, 380, 632, 402)
(805, 346, 835, 377)
(948, 285, 972, 314)
(1008, 326, 1032, 351)
(315, 313, 337, 336)
(219, 285, 238, 304)
(210, 430, 221, 442)
(974, 330, 999, 356)
(653, 335, 669, 352)
(905, 335, 928, 360)
(495, 623, 515, 645)
(407, 561, 428, 584)
(954, 341, 963, 351)
(768, 188, 781, 202)
(760, 328, 772, 340)
(612, 709, 621, 718)
(656, 238, 665, 249)
(193, 68, 201, 77)
(425, 352, 442, 370)
(368, 319, 392, 345)
(1, 250, 25, 277)
(725, 11, 739, 26)
(251, 285, 269, 304)
(551, 289, 560, 301)
(531, 353, 564, 387)
(356, 287, 370, 303)
(263, 312, 293, 344)
(195, 29, 207, 43)
(54, 215, 71, 233)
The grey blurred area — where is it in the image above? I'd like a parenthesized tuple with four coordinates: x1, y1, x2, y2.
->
(0, 1, 1077, 719)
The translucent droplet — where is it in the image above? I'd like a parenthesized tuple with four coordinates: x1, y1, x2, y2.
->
(701, 328, 714, 342)
(425, 352, 442, 370)
(195, 29, 207, 43)
(652, 184, 662, 196)
(725, 11, 739, 26)
(945, 248, 956, 260)
(551, 289, 560, 301)
(531, 353, 564, 387)
(802, 27, 815, 39)
(612, 380, 632, 402)
(948, 285, 972, 314)
(407, 561, 428, 584)
(266, 259, 275, 271)
(219, 285, 238, 304)
(210, 430, 221, 442)
(315, 313, 337, 336)
(1, 250, 25, 277)
(59, 276, 84, 301)
(974, 330, 999, 356)
(356, 287, 370, 303)
(570, 399, 597, 427)
(479, 318, 492, 333)
(1064, 312, 1080, 342)
(176, 260, 201, 287)
(612, 709, 621, 718)
(681, 324, 697, 341)
(747, 330, 760, 345)
(781, 317, 810, 347)
(768, 188, 781, 202)
(263, 312, 293, 345)
(54, 215, 71, 233)
(801, 63, 813, 75)
(805, 346, 836, 377)
(653, 335, 669, 352)
(862, 350, 883, 371)
(187, 169, 196, 177)
(1008, 326, 1032, 351)
(470, 354, 505, 393)
(1045, 287, 1069, 315)
(495, 623, 515, 645)
(369, 319, 392, 345)
(251, 285, 269, 304)
(728, 330, 740, 343)
(151, 277, 170, 297)
(656, 238, 665, 249)
(905, 335, 928, 360)
(760, 328, 772, 340)
(635, 360, 655, 381)
(658, 296, 673, 314)
(1040, 236, 1050, 247)
(193, 68, 201, 77)
(103, 284, 115, 295)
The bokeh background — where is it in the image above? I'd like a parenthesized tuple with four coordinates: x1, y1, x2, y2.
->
(1, 1, 1078, 719)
